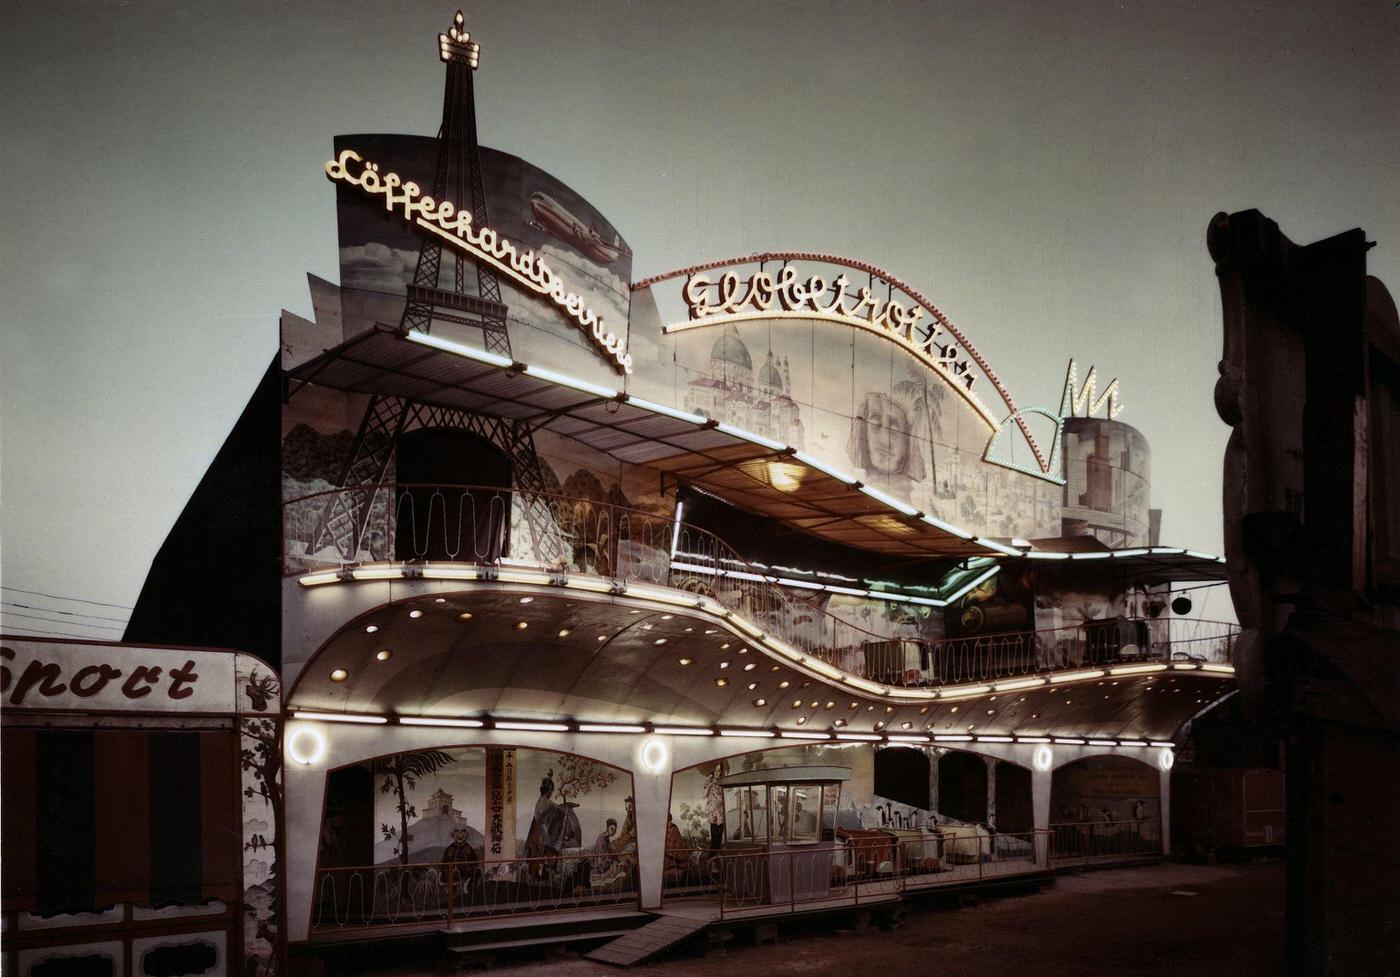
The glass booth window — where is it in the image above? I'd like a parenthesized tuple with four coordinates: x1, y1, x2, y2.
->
(789, 785, 820, 843)
(726, 785, 768, 843)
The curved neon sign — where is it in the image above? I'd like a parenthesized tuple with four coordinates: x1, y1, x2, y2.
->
(635, 252, 1051, 474)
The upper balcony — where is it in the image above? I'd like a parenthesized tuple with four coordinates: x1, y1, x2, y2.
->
(284, 483, 1237, 695)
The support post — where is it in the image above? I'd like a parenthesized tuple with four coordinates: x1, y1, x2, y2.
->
(632, 768, 670, 910)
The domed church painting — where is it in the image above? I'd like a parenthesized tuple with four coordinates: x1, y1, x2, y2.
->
(683, 325, 805, 448)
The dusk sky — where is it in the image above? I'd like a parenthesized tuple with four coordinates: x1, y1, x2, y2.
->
(3, 1, 1397, 633)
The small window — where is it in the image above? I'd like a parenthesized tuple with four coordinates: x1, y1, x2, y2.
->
(726, 785, 768, 843)
(788, 785, 820, 844)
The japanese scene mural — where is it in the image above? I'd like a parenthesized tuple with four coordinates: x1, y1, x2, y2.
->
(313, 746, 636, 925)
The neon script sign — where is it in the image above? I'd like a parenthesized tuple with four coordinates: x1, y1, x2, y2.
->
(326, 149, 633, 374)
(671, 267, 994, 427)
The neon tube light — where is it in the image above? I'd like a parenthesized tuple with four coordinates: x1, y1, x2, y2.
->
(399, 717, 485, 728)
(942, 566, 1001, 604)
(719, 729, 776, 738)
(859, 484, 919, 517)
(791, 451, 857, 485)
(714, 422, 785, 452)
(522, 364, 618, 400)
(494, 721, 570, 732)
(578, 724, 647, 733)
(1048, 670, 1105, 683)
(349, 566, 404, 581)
(291, 711, 388, 725)
(652, 727, 715, 736)
(622, 395, 708, 425)
(405, 329, 514, 369)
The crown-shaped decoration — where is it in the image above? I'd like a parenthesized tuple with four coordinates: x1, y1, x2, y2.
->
(438, 10, 481, 68)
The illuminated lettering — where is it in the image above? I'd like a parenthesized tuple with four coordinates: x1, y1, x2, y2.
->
(1060, 360, 1123, 419)
(678, 268, 982, 400)
(326, 149, 633, 374)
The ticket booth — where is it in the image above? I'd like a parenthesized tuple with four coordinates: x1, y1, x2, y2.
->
(0, 638, 281, 977)
(719, 766, 849, 905)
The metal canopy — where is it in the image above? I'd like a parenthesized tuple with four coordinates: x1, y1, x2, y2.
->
(285, 325, 999, 559)
(285, 590, 1235, 742)
(1020, 548, 1229, 585)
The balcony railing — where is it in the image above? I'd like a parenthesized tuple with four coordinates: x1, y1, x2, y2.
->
(310, 853, 639, 932)
(660, 831, 1051, 918)
(284, 483, 1236, 689)
(1049, 820, 1162, 865)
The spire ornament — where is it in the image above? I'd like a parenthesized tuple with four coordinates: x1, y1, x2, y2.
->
(438, 10, 481, 68)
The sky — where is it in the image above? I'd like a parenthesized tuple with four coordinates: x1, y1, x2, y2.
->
(2, 0, 1397, 634)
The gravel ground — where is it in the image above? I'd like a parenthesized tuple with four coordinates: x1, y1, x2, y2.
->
(315, 860, 1284, 977)
(474, 860, 1286, 977)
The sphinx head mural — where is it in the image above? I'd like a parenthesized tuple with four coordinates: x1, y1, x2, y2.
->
(846, 391, 927, 494)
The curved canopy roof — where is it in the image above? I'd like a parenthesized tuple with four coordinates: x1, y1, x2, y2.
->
(287, 586, 1235, 743)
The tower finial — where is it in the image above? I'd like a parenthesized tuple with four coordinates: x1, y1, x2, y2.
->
(438, 9, 481, 68)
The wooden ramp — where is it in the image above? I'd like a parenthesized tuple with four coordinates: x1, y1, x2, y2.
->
(583, 914, 710, 967)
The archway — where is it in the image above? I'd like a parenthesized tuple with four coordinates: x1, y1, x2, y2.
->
(875, 746, 931, 812)
(938, 750, 988, 824)
(310, 742, 636, 931)
(1050, 754, 1161, 858)
(393, 428, 511, 562)
(995, 761, 1033, 833)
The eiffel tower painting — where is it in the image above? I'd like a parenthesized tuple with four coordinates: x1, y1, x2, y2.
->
(311, 9, 563, 565)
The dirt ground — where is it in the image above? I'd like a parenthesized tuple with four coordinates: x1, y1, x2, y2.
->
(479, 859, 1285, 977)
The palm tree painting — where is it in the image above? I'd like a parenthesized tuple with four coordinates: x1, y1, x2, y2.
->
(375, 749, 456, 863)
(893, 362, 946, 494)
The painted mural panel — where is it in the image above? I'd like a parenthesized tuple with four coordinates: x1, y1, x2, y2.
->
(1051, 755, 1162, 845)
(329, 134, 632, 388)
(670, 744, 1030, 844)
(236, 657, 280, 977)
(329, 746, 636, 883)
(1060, 417, 1152, 547)
(625, 296, 1063, 542)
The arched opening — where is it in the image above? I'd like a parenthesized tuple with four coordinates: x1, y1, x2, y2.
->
(874, 747, 930, 811)
(1050, 754, 1161, 859)
(393, 428, 511, 562)
(938, 750, 988, 824)
(311, 743, 636, 930)
(317, 764, 375, 869)
(994, 761, 1033, 833)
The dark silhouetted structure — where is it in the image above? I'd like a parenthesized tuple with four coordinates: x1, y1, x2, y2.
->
(1210, 209, 1400, 976)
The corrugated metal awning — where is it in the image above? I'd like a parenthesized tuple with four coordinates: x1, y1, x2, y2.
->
(286, 325, 1008, 559)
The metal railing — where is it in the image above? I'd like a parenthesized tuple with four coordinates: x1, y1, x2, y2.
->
(660, 831, 1050, 918)
(283, 481, 901, 667)
(1048, 820, 1162, 865)
(284, 483, 1237, 689)
(310, 853, 639, 932)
